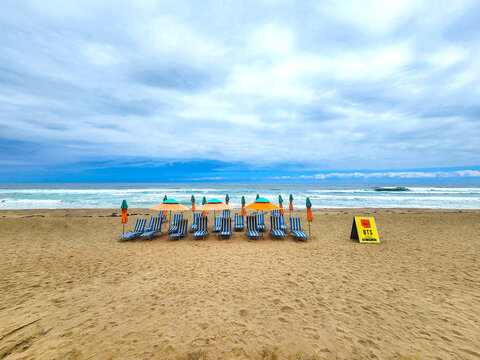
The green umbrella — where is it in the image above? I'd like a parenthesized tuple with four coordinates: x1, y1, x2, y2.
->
(191, 195, 195, 202)
(306, 198, 312, 207)
(202, 196, 207, 205)
(121, 200, 128, 234)
(279, 195, 283, 203)
(256, 194, 260, 199)
(241, 196, 246, 204)
(163, 195, 168, 201)
(121, 200, 128, 209)
(289, 194, 293, 201)
(225, 194, 229, 203)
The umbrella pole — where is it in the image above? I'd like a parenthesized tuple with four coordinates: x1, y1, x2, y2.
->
(123, 223, 125, 234)
(308, 222, 311, 237)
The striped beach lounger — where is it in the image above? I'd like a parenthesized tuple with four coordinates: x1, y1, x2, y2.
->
(119, 218, 146, 241)
(279, 214, 288, 232)
(270, 216, 286, 239)
(144, 216, 156, 232)
(222, 210, 231, 218)
(289, 216, 308, 241)
(234, 214, 244, 231)
(272, 209, 280, 217)
(168, 213, 183, 233)
(246, 215, 260, 241)
(190, 213, 201, 232)
(219, 217, 232, 239)
(212, 216, 222, 232)
(169, 219, 188, 240)
(193, 216, 208, 240)
(255, 213, 266, 231)
(140, 216, 163, 240)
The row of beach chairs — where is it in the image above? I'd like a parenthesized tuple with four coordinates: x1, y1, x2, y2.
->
(119, 211, 308, 242)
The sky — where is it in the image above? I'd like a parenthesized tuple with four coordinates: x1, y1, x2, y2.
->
(0, 0, 479, 182)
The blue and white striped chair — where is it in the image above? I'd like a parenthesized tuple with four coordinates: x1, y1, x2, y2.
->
(246, 215, 260, 241)
(144, 216, 156, 232)
(193, 216, 208, 240)
(168, 213, 183, 233)
(255, 213, 266, 231)
(140, 216, 163, 240)
(279, 214, 288, 232)
(169, 219, 188, 240)
(222, 210, 231, 218)
(234, 214, 244, 231)
(272, 209, 280, 217)
(270, 216, 285, 239)
(289, 217, 308, 241)
(212, 216, 222, 232)
(190, 213, 201, 232)
(119, 218, 146, 241)
(219, 217, 232, 238)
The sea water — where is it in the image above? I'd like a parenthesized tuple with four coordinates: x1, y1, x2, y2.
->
(1, 183, 479, 209)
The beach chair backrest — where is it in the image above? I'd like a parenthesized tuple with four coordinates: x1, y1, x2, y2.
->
(222, 210, 231, 218)
(153, 216, 162, 232)
(270, 216, 280, 230)
(178, 219, 188, 235)
(246, 215, 257, 231)
(147, 217, 155, 229)
(221, 217, 231, 232)
(272, 210, 280, 217)
(193, 213, 200, 225)
(235, 214, 243, 227)
(214, 216, 222, 227)
(198, 216, 207, 231)
(279, 214, 286, 227)
(134, 218, 146, 232)
(256, 213, 265, 225)
(290, 217, 302, 231)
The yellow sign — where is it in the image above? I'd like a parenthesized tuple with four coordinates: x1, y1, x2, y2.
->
(350, 217, 380, 243)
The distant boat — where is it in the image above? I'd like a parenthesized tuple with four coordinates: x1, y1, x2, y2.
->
(373, 186, 410, 192)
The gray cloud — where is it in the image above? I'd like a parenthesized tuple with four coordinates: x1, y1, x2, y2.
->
(0, 0, 479, 172)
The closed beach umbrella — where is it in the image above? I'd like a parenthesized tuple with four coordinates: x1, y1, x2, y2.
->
(256, 194, 260, 200)
(289, 194, 294, 211)
(278, 195, 285, 215)
(225, 194, 229, 205)
(306, 197, 313, 236)
(241, 196, 247, 215)
(202, 196, 207, 216)
(162, 195, 168, 217)
(245, 197, 280, 211)
(191, 195, 196, 211)
(121, 200, 128, 234)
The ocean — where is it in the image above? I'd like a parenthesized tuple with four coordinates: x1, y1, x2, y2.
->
(1, 183, 480, 210)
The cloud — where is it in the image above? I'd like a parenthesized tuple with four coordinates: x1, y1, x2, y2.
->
(279, 169, 480, 180)
(0, 0, 479, 179)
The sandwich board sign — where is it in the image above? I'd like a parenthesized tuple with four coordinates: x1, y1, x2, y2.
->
(350, 217, 380, 243)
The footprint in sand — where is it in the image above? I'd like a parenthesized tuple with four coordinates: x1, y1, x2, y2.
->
(239, 309, 248, 317)
(280, 305, 294, 313)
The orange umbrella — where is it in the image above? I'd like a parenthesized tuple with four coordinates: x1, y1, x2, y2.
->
(121, 200, 128, 234)
(289, 194, 294, 211)
(151, 199, 189, 212)
(191, 195, 196, 211)
(306, 197, 313, 236)
(197, 198, 231, 217)
(241, 196, 247, 215)
(278, 195, 285, 215)
(245, 197, 280, 211)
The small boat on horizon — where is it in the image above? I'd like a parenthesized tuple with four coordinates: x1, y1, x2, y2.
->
(373, 186, 410, 192)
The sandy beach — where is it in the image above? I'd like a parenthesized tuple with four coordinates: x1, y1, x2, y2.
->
(0, 208, 479, 359)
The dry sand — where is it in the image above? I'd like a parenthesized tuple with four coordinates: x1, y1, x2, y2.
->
(0, 208, 479, 359)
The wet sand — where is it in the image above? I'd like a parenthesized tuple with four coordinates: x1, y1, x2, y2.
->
(0, 208, 479, 359)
